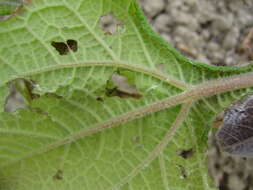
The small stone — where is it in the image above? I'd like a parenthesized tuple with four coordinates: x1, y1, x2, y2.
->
(202, 29, 210, 40)
(228, 174, 246, 190)
(212, 14, 233, 31)
(207, 42, 220, 52)
(197, 55, 210, 64)
(225, 51, 236, 66)
(142, 0, 165, 18)
(222, 28, 239, 50)
(160, 33, 172, 42)
(172, 12, 198, 30)
(237, 9, 253, 26)
(153, 14, 171, 32)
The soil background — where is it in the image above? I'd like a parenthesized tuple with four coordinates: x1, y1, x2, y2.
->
(140, 0, 253, 190)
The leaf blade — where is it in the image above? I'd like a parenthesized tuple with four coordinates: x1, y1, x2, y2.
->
(1, 0, 253, 190)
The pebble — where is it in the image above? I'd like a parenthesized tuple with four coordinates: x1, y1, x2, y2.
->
(142, 0, 253, 67)
(153, 13, 171, 33)
(142, 0, 165, 18)
(212, 14, 233, 32)
(222, 28, 239, 50)
(228, 174, 247, 190)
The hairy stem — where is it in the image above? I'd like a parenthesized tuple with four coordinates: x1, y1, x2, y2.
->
(2, 72, 253, 169)
(37, 72, 253, 146)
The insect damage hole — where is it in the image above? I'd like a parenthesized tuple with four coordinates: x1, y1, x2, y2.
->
(105, 73, 142, 99)
(100, 13, 124, 35)
(4, 79, 38, 112)
(0, 0, 32, 21)
(176, 164, 187, 179)
(51, 39, 78, 55)
(53, 169, 63, 180)
(177, 148, 194, 159)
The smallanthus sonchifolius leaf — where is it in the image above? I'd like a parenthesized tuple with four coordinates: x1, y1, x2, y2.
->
(0, 0, 253, 190)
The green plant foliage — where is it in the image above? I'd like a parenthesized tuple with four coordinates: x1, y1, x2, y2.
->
(0, 0, 23, 17)
(0, 4, 12, 16)
(0, 0, 253, 189)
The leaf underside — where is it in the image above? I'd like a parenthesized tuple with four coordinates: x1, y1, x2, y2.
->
(0, 0, 253, 190)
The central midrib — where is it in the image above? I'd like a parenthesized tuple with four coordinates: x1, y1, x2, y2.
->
(1, 71, 253, 169)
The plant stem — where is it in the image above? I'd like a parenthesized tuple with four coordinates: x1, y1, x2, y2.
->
(2, 72, 253, 169)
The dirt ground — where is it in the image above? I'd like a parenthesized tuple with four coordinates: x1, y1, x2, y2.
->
(140, 0, 253, 189)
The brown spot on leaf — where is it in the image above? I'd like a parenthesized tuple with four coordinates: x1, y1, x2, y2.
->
(51, 39, 78, 55)
(177, 148, 194, 159)
(53, 169, 63, 180)
(100, 13, 124, 35)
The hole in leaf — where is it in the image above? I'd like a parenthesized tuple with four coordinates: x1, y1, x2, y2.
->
(66, 39, 78, 52)
(177, 148, 194, 159)
(51, 42, 68, 55)
(100, 13, 124, 35)
(51, 39, 78, 55)
(4, 79, 38, 112)
(176, 164, 187, 179)
(105, 73, 142, 99)
(0, 0, 31, 21)
(53, 169, 63, 180)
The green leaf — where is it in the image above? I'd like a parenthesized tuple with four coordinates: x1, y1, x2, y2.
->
(0, 0, 25, 21)
(0, 0, 253, 190)
(0, 4, 13, 16)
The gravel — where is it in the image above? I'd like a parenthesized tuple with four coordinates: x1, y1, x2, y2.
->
(141, 0, 253, 66)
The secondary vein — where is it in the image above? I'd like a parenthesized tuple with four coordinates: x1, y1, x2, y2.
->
(1, 61, 189, 90)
